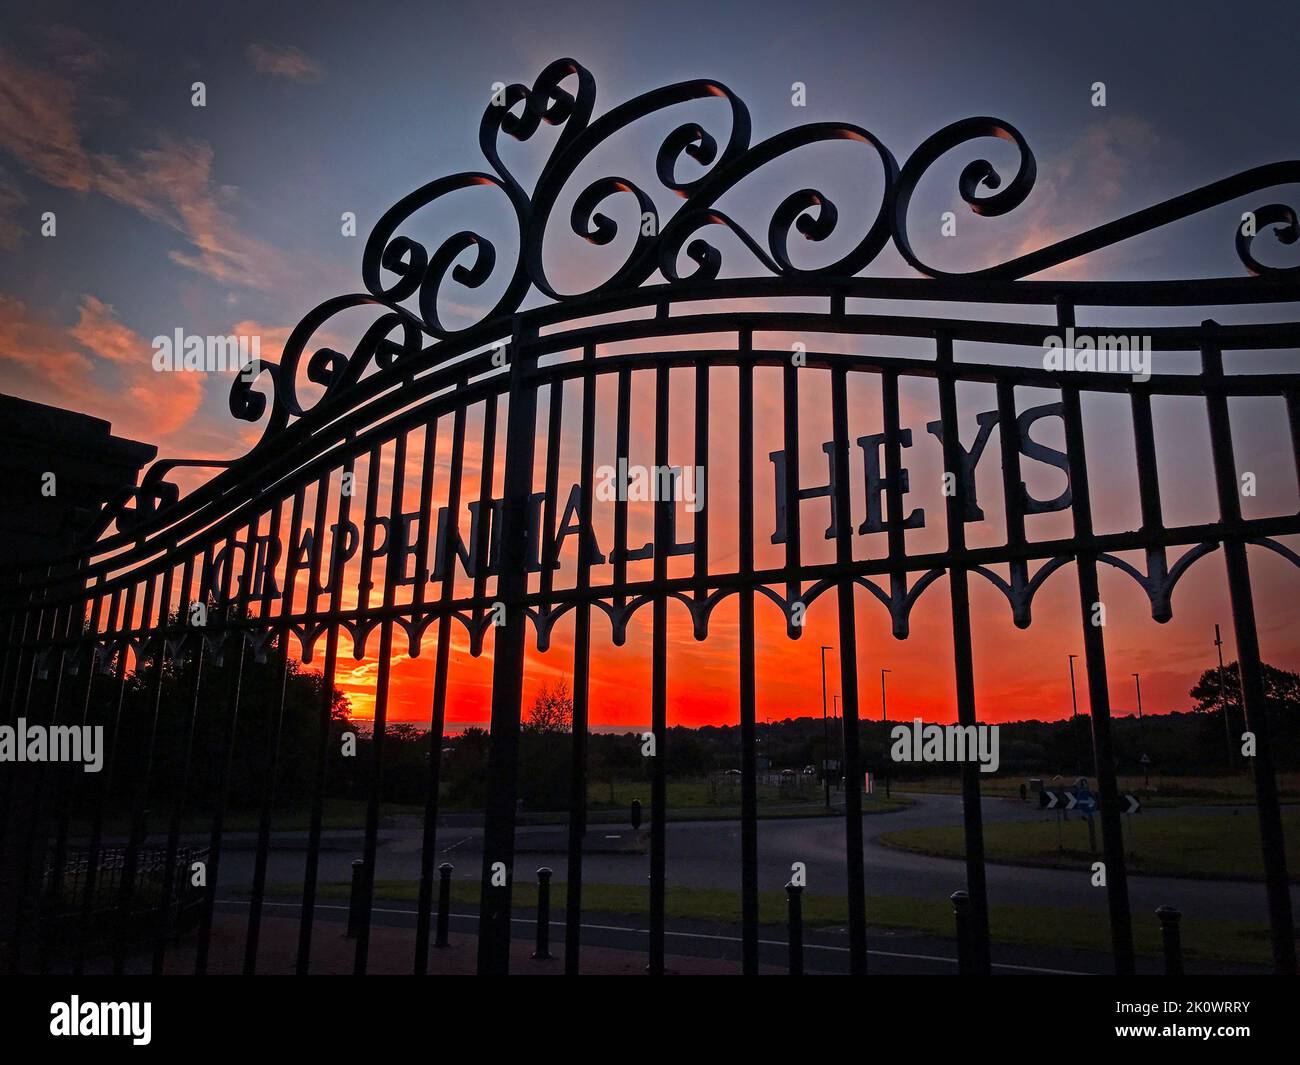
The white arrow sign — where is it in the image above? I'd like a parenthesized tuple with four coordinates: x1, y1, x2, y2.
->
(1066, 793, 1078, 810)
(1124, 794, 1141, 814)
(1045, 790, 1059, 809)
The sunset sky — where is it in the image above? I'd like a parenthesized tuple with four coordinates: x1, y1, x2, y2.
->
(1, 0, 1298, 732)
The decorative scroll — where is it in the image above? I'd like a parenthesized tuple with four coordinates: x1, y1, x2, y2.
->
(90, 57, 1299, 541)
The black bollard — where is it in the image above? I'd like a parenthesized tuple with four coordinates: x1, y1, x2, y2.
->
(950, 890, 971, 975)
(533, 867, 553, 960)
(346, 859, 364, 939)
(435, 862, 453, 948)
(786, 883, 804, 976)
(1156, 906, 1184, 975)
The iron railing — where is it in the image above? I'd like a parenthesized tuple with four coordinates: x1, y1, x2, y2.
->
(1, 59, 1297, 976)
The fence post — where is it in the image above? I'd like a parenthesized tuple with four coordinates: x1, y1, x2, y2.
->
(532, 867, 553, 960)
(1156, 905, 1183, 975)
(951, 890, 971, 975)
(435, 862, 453, 948)
(346, 859, 363, 939)
(786, 882, 803, 976)
(530, 868, 551, 962)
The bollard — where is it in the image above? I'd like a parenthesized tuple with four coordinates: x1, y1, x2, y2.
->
(532, 868, 553, 960)
(435, 862, 453, 948)
(346, 859, 364, 939)
(950, 890, 972, 975)
(1156, 905, 1184, 975)
(786, 883, 804, 976)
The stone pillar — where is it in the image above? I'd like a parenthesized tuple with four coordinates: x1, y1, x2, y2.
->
(0, 394, 155, 972)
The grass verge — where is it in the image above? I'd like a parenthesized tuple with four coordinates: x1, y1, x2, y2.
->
(260, 876, 1283, 968)
(878, 809, 1300, 882)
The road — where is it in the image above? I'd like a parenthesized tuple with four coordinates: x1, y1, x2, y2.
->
(196, 791, 1293, 930)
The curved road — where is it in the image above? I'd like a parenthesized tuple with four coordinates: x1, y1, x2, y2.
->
(208, 792, 1293, 930)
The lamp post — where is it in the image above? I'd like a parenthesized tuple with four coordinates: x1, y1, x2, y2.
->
(1067, 654, 1079, 720)
(1068, 653, 1081, 775)
(1215, 624, 1235, 771)
(1132, 673, 1144, 739)
(881, 669, 891, 798)
(833, 693, 843, 787)
(820, 645, 833, 809)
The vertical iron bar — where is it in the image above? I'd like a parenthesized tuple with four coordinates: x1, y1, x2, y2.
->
(152, 554, 204, 974)
(564, 347, 597, 975)
(41, 588, 101, 974)
(648, 363, 669, 975)
(831, 367, 868, 974)
(1202, 326, 1296, 975)
(936, 336, 992, 975)
(113, 566, 173, 974)
(298, 464, 351, 974)
(415, 405, 463, 974)
(1058, 303, 1135, 975)
(405, 410, 439, 970)
(12, 594, 64, 971)
(355, 433, 407, 975)
(477, 326, 540, 975)
(737, 331, 760, 975)
(244, 490, 303, 973)
(613, 368, 631, 616)
(470, 396, 498, 637)
(782, 361, 802, 610)
(75, 584, 132, 975)
(195, 527, 257, 975)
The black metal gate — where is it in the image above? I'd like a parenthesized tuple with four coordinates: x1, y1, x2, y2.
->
(2, 59, 1297, 976)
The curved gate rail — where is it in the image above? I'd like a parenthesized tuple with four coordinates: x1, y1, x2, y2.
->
(1, 58, 1298, 976)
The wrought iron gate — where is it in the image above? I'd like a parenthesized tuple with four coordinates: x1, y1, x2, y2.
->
(2, 59, 1297, 976)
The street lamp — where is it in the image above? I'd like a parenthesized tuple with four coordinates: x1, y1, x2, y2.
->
(1132, 672, 1148, 787)
(1067, 653, 1082, 775)
(820, 645, 833, 809)
(1215, 624, 1235, 771)
(881, 668, 892, 800)
(1067, 654, 1079, 720)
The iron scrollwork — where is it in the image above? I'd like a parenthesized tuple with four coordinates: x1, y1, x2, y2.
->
(86, 57, 1299, 549)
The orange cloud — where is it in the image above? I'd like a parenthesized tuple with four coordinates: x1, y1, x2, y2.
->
(0, 294, 203, 443)
(0, 45, 291, 291)
(0, 46, 95, 196)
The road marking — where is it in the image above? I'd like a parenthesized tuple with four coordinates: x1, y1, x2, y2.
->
(226, 899, 1090, 975)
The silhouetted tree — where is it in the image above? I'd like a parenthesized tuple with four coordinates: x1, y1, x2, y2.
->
(523, 682, 573, 734)
(1189, 660, 1300, 715)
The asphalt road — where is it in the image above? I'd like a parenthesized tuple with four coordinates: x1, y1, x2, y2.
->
(196, 791, 1294, 931)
